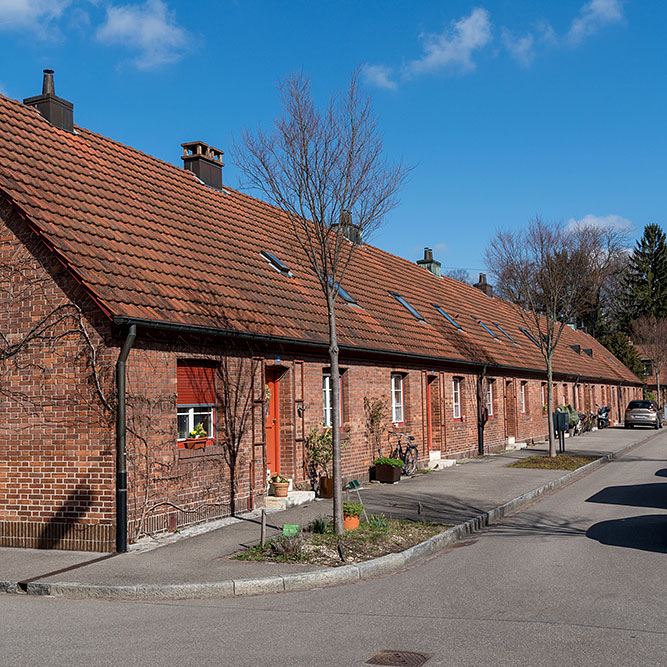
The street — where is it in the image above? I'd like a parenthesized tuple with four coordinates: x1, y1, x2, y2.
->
(3, 433, 667, 666)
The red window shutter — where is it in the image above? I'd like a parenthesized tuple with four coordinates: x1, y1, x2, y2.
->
(177, 361, 216, 404)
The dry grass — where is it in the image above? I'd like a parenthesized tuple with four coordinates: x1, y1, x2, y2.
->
(508, 454, 598, 471)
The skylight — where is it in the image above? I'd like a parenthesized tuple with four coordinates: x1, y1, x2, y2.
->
(260, 250, 292, 277)
(494, 323, 517, 344)
(519, 327, 540, 347)
(337, 284, 358, 305)
(473, 317, 499, 339)
(433, 304, 463, 330)
(390, 291, 424, 321)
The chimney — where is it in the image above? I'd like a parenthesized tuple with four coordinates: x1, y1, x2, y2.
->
(336, 210, 362, 245)
(473, 272, 494, 297)
(416, 247, 441, 277)
(181, 141, 224, 190)
(23, 69, 74, 132)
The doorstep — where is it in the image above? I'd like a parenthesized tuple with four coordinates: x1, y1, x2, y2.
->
(263, 490, 316, 510)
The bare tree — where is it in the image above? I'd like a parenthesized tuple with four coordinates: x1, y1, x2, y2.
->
(235, 71, 409, 533)
(632, 316, 667, 407)
(486, 217, 590, 456)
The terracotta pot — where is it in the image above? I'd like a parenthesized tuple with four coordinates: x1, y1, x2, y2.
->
(271, 481, 289, 497)
(343, 515, 360, 530)
(184, 437, 208, 450)
(319, 476, 334, 498)
(375, 463, 401, 483)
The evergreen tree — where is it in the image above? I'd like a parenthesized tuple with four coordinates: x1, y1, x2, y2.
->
(600, 331, 645, 379)
(621, 223, 667, 327)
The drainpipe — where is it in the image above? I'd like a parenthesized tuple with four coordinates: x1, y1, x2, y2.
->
(477, 365, 487, 455)
(115, 324, 136, 553)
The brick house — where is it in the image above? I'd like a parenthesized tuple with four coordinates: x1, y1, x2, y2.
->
(0, 72, 642, 552)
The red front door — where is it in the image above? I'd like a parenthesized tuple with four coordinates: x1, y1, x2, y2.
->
(265, 368, 280, 474)
(426, 378, 433, 450)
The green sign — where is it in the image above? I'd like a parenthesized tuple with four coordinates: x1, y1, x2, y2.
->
(282, 524, 299, 537)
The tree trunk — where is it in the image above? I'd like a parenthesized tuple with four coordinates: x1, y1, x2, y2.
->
(547, 357, 556, 457)
(327, 292, 344, 535)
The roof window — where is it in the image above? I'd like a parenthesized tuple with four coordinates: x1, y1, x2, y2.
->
(390, 291, 424, 321)
(473, 317, 499, 339)
(494, 323, 517, 344)
(519, 327, 540, 347)
(260, 251, 293, 277)
(433, 304, 463, 330)
(328, 277, 358, 305)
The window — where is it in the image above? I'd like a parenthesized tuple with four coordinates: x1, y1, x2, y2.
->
(260, 250, 293, 277)
(391, 373, 405, 424)
(433, 304, 463, 330)
(322, 371, 344, 427)
(177, 361, 216, 445)
(494, 323, 517, 344)
(541, 382, 546, 408)
(487, 380, 494, 417)
(390, 291, 424, 321)
(520, 381, 527, 414)
(453, 377, 462, 419)
(519, 327, 540, 347)
(326, 276, 358, 305)
(473, 317, 499, 339)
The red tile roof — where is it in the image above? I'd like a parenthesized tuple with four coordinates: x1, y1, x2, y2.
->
(0, 93, 641, 385)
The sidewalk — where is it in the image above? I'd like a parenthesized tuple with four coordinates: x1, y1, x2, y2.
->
(1, 426, 661, 599)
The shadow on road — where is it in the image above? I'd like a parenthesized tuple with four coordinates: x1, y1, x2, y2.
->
(655, 469, 667, 478)
(586, 515, 667, 553)
(585, 483, 667, 510)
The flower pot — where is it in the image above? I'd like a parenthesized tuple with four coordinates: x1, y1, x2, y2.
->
(319, 476, 334, 498)
(343, 515, 360, 530)
(184, 437, 208, 450)
(375, 463, 401, 483)
(271, 481, 289, 497)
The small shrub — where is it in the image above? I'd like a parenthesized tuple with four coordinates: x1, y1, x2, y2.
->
(373, 457, 404, 467)
(309, 516, 329, 534)
(368, 514, 388, 529)
(270, 534, 304, 559)
(343, 501, 364, 518)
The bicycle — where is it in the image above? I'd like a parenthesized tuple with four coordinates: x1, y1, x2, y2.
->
(391, 433, 419, 476)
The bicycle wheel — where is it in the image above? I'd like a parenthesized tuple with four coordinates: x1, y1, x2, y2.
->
(403, 447, 417, 475)
(390, 447, 402, 463)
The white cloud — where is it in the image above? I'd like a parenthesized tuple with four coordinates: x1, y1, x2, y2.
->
(0, 0, 72, 36)
(567, 0, 623, 46)
(502, 28, 534, 67)
(567, 214, 634, 232)
(403, 8, 492, 78)
(361, 64, 397, 91)
(96, 0, 189, 69)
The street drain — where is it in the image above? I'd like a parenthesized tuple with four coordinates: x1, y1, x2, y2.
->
(366, 650, 430, 666)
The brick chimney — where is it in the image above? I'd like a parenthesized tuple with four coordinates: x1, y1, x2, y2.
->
(181, 141, 224, 190)
(416, 247, 441, 277)
(473, 272, 494, 297)
(23, 69, 74, 133)
(336, 210, 362, 245)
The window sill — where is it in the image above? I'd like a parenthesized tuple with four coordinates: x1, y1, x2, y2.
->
(178, 444, 224, 461)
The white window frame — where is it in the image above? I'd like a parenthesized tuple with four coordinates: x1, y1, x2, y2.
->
(453, 378, 462, 419)
(487, 381, 494, 417)
(391, 374, 404, 424)
(521, 382, 527, 414)
(177, 404, 215, 441)
(322, 372, 344, 428)
(541, 383, 546, 407)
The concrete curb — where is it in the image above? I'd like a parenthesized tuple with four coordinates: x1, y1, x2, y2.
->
(1, 432, 657, 601)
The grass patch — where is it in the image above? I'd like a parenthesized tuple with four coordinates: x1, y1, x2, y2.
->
(233, 516, 447, 567)
(508, 454, 598, 471)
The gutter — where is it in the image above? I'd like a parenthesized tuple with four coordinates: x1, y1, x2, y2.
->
(115, 324, 136, 553)
(113, 316, 642, 387)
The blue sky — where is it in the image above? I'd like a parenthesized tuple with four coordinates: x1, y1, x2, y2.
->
(0, 0, 663, 278)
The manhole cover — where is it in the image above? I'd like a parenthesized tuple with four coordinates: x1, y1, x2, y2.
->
(366, 651, 430, 666)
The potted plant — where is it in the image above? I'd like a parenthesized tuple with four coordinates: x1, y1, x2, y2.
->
(184, 423, 208, 449)
(269, 473, 289, 497)
(373, 457, 403, 483)
(343, 501, 364, 530)
(306, 424, 349, 498)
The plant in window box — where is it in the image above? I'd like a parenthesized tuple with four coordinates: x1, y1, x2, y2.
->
(269, 473, 290, 497)
(184, 423, 208, 449)
(373, 457, 403, 483)
(342, 501, 364, 530)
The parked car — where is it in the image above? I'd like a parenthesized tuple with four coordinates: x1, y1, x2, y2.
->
(624, 400, 663, 429)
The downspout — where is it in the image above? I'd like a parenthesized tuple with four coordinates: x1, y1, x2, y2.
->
(477, 365, 487, 455)
(115, 324, 136, 553)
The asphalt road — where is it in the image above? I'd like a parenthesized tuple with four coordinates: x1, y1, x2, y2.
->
(3, 433, 667, 666)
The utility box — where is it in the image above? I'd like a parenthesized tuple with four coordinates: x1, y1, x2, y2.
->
(553, 411, 569, 433)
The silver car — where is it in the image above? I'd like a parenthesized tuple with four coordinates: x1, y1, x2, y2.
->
(624, 400, 662, 429)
